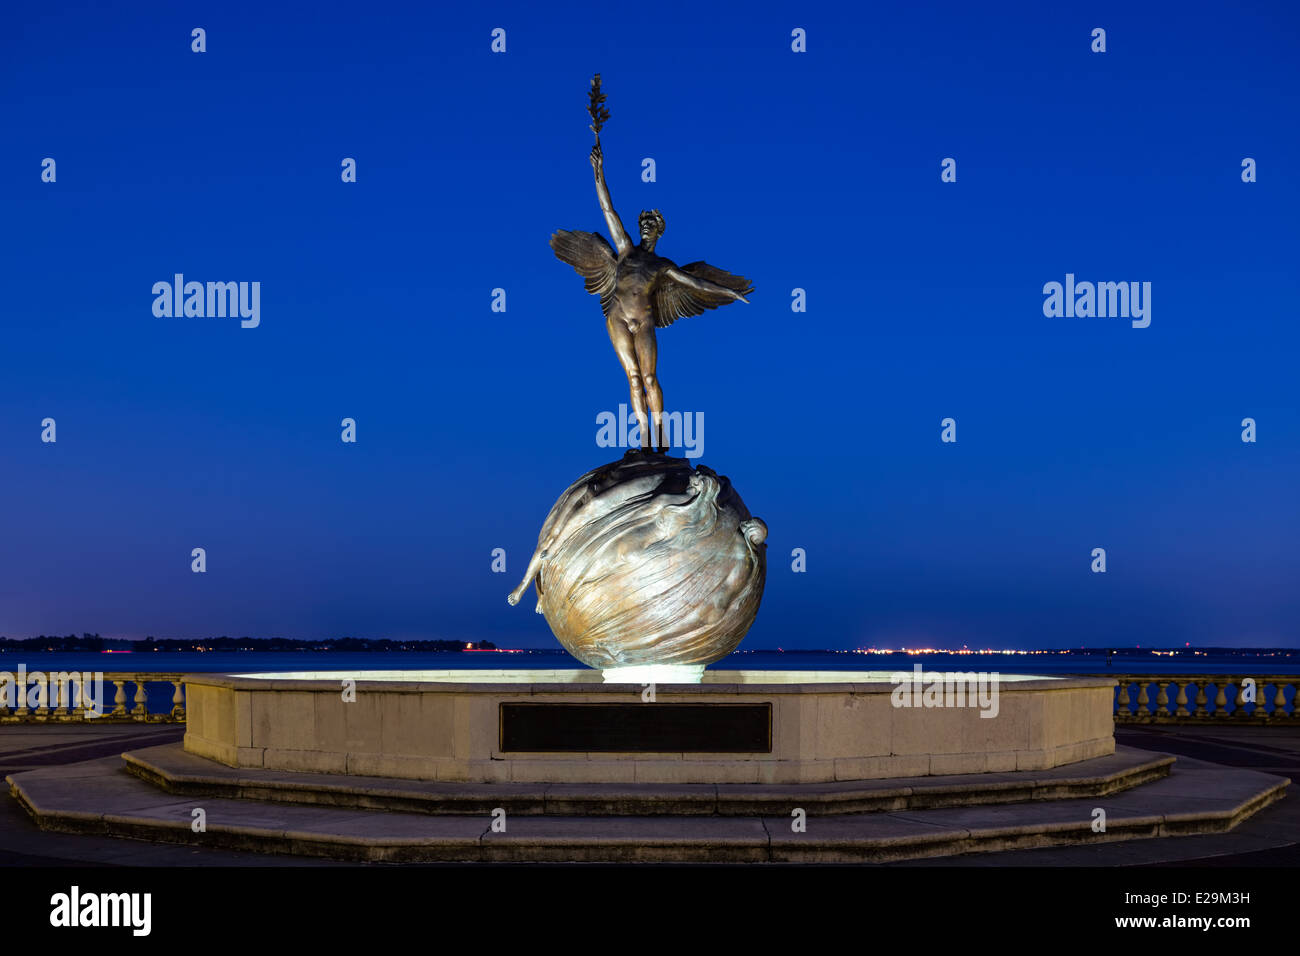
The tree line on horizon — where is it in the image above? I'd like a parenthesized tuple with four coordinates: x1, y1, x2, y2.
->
(0, 634, 499, 652)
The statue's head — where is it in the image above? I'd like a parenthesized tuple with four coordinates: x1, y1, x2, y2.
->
(638, 209, 665, 250)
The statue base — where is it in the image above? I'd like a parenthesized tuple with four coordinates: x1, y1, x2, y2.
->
(600, 664, 706, 684)
(182, 670, 1119, 784)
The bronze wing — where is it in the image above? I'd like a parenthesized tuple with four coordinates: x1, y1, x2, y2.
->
(652, 261, 754, 328)
(550, 230, 618, 317)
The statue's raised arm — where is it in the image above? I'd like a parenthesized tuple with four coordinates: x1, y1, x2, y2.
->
(591, 143, 631, 255)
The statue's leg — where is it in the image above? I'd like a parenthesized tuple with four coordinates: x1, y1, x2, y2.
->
(507, 482, 595, 606)
(507, 551, 542, 606)
(634, 328, 664, 451)
(607, 317, 650, 450)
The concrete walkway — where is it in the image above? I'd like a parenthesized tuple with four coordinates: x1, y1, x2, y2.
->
(119, 740, 1177, 815)
(899, 725, 1300, 867)
(2, 723, 1296, 865)
(0, 724, 342, 866)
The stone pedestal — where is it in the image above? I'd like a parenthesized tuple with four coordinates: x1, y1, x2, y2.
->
(182, 670, 1117, 785)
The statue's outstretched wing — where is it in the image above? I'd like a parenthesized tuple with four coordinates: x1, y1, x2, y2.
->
(652, 262, 754, 328)
(550, 230, 617, 317)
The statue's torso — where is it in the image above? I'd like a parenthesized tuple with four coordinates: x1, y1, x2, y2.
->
(610, 246, 666, 331)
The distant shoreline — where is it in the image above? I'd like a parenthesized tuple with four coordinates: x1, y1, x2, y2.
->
(1, 639, 1295, 657)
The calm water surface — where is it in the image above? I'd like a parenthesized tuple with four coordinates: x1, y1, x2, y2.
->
(5, 649, 1297, 677)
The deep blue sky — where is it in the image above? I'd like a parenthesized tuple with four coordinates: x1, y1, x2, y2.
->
(2, 1, 1297, 649)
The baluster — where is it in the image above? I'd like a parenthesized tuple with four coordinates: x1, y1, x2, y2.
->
(1232, 682, 1250, 719)
(15, 675, 31, 718)
(1193, 681, 1208, 718)
(1292, 682, 1300, 719)
(170, 680, 185, 719)
(1212, 682, 1228, 719)
(1271, 682, 1286, 722)
(1248, 680, 1267, 719)
(88, 673, 109, 719)
(111, 679, 128, 716)
(0, 675, 12, 718)
(76, 676, 102, 720)
(91, 675, 107, 719)
(1136, 682, 1150, 717)
(1174, 680, 1190, 717)
(33, 677, 50, 718)
(131, 678, 148, 719)
(1155, 682, 1169, 718)
(1114, 680, 1130, 717)
(52, 676, 69, 718)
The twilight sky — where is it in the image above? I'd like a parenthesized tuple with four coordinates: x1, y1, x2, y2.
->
(2, 0, 1297, 649)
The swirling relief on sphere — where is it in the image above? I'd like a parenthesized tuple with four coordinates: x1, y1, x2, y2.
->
(510, 452, 767, 668)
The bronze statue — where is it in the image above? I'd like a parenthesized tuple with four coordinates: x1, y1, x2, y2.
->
(506, 77, 767, 676)
(550, 74, 753, 452)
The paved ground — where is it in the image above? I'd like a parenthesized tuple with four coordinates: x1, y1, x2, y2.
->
(901, 725, 1300, 866)
(1, 722, 1296, 866)
(0, 724, 341, 867)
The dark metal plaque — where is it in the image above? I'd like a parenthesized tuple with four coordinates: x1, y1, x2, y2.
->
(499, 702, 771, 753)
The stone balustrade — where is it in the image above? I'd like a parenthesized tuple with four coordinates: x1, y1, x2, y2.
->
(1100, 675, 1300, 723)
(1, 671, 1297, 724)
(0, 672, 185, 722)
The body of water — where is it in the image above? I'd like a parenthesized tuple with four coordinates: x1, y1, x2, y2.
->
(4, 649, 1297, 677)
(5, 649, 1295, 715)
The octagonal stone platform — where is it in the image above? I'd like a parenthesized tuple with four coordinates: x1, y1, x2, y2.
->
(182, 670, 1116, 785)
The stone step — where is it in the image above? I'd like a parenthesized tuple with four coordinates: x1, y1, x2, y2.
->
(121, 743, 1175, 816)
(7, 754, 1287, 863)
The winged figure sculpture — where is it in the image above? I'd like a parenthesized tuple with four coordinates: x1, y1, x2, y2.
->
(551, 136, 752, 451)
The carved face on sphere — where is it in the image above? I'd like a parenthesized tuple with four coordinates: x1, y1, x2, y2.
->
(638, 209, 665, 251)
